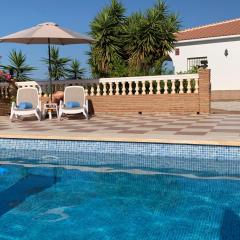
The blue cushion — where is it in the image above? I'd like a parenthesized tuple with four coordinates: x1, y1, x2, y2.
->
(18, 102, 33, 109)
(65, 101, 80, 108)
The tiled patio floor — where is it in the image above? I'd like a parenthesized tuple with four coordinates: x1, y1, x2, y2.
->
(0, 113, 240, 146)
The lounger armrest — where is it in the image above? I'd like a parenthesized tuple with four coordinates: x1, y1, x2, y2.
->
(11, 102, 16, 110)
(84, 99, 89, 114)
(38, 100, 42, 111)
(59, 100, 64, 109)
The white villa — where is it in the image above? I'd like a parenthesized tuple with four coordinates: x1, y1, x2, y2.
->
(170, 18, 240, 93)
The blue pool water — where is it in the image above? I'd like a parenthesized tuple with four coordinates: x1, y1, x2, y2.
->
(0, 140, 239, 239)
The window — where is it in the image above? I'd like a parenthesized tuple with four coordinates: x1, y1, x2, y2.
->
(175, 48, 180, 56)
(187, 57, 207, 71)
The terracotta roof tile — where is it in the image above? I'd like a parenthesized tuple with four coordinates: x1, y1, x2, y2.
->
(176, 18, 240, 41)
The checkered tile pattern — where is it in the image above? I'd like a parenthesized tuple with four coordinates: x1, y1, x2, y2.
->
(0, 113, 240, 142)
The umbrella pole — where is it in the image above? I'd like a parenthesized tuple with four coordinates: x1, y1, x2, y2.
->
(48, 38, 53, 102)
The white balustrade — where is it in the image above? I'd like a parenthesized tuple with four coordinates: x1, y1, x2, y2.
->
(187, 79, 191, 93)
(122, 82, 126, 95)
(103, 83, 107, 96)
(128, 82, 132, 95)
(0, 74, 199, 100)
(109, 82, 113, 96)
(172, 80, 176, 94)
(115, 82, 119, 96)
(164, 80, 168, 94)
(142, 81, 146, 95)
(90, 86, 94, 96)
(179, 80, 184, 94)
(96, 84, 100, 96)
(135, 81, 139, 95)
(157, 80, 161, 94)
(149, 81, 153, 95)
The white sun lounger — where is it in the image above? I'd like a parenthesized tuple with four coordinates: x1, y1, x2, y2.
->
(58, 86, 88, 120)
(10, 87, 41, 121)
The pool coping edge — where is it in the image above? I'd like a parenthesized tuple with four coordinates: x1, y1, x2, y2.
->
(0, 133, 240, 147)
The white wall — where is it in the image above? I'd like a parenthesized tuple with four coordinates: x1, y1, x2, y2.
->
(169, 38, 240, 90)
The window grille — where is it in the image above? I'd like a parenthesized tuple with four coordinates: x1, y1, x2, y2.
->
(187, 57, 207, 71)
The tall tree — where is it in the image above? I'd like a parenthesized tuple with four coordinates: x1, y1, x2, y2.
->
(89, 0, 126, 77)
(1, 50, 35, 81)
(66, 59, 85, 79)
(43, 47, 70, 80)
(89, 0, 180, 77)
(124, 1, 180, 75)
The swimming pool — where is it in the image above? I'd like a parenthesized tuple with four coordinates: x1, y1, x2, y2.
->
(0, 139, 239, 240)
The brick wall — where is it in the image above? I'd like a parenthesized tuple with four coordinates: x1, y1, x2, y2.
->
(87, 94, 199, 113)
(198, 69, 211, 113)
(0, 99, 10, 116)
(87, 69, 211, 114)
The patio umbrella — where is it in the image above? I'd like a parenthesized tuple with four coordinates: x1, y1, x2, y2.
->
(0, 22, 93, 100)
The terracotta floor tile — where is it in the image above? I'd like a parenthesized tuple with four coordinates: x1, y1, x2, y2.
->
(211, 129, 240, 133)
(189, 125, 214, 129)
(175, 132, 207, 136)
(170, 122, 193, 125)
(105, 127, 131, 131)
(0, 113, 240, 143)
(197, 121, 220, 124)
(154, 128, 183, 131)
(119, 130, 148, 134)
(24, 128, 51, 131)
(216, 123, 240, 127)
(137, 124, 164, 128)
(68, 129, 98, 133)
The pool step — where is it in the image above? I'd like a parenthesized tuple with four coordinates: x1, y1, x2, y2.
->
(0, 174, 58, 217)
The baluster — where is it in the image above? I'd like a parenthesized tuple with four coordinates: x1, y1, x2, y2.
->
(96, 84, 100, 96)
(90, 86, 94, 96)
(135, 81, 139, 95)
(128, 81, 132, 95)
(142, 81, 146, 95)
(4, 87, 8, 98)
(122, 81, 126, 95)
(84, 89, 88, 96)
(0, 87, 3, 98)
(187, 79, 191, 93)
(195, 79, 199, 93)
(149, 81, 153, 95)
(164, 80, 168, 94)
(179, 80, 184, 94)
(109, 82, 113, 96)
(157, 80, 161, 94)
(115, 82, 119, 95)
(103, 82, 107, 96)
(172, 80, 176, 94)
(1, 86, 5, 98)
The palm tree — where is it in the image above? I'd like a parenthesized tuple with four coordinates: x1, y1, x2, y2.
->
(1, 50, 35, 81)
(88, 0, 126, 77)
(124, 1, 180, 75)
(89, 0, 180, 77)
(43, 46, 70, 80)
(66, 59, 85, 79)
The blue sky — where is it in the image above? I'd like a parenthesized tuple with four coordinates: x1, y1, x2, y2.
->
(0, 0, 239, 79)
